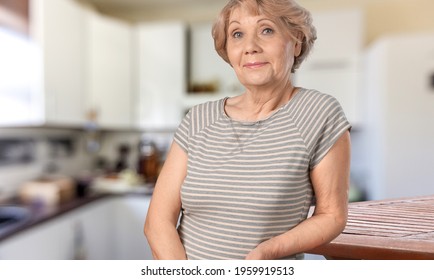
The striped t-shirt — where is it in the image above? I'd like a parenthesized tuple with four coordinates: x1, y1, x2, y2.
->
(174, 88, 351, 260)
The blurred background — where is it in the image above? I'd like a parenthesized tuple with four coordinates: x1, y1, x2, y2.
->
(0, 0, 433, 259)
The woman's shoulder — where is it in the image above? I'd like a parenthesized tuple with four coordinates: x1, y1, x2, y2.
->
(289, 87, 347, 125)
(184, 97, 227, 130)
(294, 87, 341, 107)
(189, 97, 225, 113)
(288, 87, 344, 118)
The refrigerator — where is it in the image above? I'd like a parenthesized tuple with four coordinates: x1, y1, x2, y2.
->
(361, 32, 434, 200)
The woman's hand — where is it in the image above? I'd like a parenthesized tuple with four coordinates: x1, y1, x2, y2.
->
(245, 239, 278, 260)
(245, 247, 265, 260)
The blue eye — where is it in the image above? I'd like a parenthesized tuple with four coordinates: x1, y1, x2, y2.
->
(232, 31, 242, 38)
(262, 28, 273, 35)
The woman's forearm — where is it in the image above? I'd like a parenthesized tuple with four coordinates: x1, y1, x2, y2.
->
(145, 221, 187, 260)
(144, 141, 188, 260)
(245, 211, 347, 260)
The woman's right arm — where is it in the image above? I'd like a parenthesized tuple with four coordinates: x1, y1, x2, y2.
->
(144, 141, 188, 259)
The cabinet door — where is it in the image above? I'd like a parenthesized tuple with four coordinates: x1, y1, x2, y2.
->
(0, 214, 72, 259)
(87, 12, 133, 129)
(0, 199, 114, 260)
(31, 0, 87, 125)
(136, 22, 186, 130)
(112, 195, 152, 260)
(66, 198, 115, 259)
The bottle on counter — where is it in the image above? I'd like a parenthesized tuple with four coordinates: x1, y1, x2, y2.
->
(114, 144, 131, 173)
(137, 138, 160, 183)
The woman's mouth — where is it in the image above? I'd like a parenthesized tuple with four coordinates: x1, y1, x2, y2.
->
(244, 62, 268, 69)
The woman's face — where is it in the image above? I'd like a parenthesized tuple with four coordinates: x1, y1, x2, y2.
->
(226, 5, 301, 89)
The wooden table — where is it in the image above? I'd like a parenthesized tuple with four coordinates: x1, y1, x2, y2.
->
(307, 195, 434, 259)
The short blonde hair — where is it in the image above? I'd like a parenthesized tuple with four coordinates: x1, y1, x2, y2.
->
(212, 0, 316, 73)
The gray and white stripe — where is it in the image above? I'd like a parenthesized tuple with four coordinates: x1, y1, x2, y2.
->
(174, 88, 351, 260)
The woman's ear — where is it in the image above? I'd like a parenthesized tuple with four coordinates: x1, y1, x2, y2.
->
(289, 30, 302, 58)
(294, 33, 303, 57)
(294, 40, 302, 57)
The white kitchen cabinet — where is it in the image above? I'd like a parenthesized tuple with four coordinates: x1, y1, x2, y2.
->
(28, 0, 87, 126)
(294, 9, 364, 126)
(111, 195, 152, 260)
(1, 0, 86, 127)
(66, 198, 116, 259)
(0, 199, 114, 260)
(0, 213, 69, 259)
(86, 12, 134, 129)
(1, 0, 136, 128)
(0, 195, 152, 260)
(136, 22, 187, 130)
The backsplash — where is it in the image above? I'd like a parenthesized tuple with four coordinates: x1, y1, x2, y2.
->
(0, 127, 174, 202)
(0, 138, 35, 166)
(0, 128, 96, 201)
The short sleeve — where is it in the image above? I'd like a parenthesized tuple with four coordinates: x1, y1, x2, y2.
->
(309, 96, 351, 169)
(174, 110, 191, 153)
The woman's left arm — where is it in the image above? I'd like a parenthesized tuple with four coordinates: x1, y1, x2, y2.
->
(246, 131, 351, 260)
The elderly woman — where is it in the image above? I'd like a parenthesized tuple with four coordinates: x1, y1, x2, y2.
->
(145, 0, 351, 260)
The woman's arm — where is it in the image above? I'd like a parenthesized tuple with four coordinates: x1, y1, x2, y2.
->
(246, 131, 351, 259)
(144, 141, 188, 259)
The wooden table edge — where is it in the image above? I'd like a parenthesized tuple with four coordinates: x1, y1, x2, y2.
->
(306, 234, 434, 260)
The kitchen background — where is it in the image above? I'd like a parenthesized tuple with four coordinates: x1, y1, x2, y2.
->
(0, 0, 433, 260)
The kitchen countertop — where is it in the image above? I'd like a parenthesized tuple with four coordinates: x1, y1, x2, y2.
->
(0, 188, 153, 243)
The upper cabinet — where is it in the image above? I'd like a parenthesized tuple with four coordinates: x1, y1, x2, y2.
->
(1, 0, 86, 126)
(1, 0, 135, 129)
(136, 22, 187, 130)
(294, 9, 364, 126)
(86, 12, 134, 129)
(30, 0, 87, 126)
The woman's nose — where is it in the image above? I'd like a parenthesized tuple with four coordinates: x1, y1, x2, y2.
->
(244, 34, 261, 55)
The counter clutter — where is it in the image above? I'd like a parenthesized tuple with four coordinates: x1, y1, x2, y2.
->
(91, 170, 154, 194)
(18, 176, 76, 207)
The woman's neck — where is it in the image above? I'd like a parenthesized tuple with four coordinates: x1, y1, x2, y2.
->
(226, 81, 297, 122)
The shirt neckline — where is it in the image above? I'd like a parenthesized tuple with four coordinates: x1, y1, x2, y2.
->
(220, 87, 305, 126)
